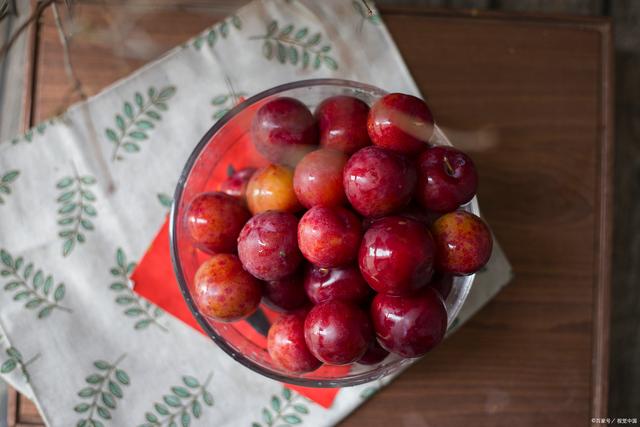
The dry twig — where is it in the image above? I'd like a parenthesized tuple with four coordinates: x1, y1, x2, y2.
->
(52, 3, 114, 193)
(51, 2, 86, 100)
(361, 0, 373, 16)
(0, 0, 17, 22)
(0, 0, 56, 58)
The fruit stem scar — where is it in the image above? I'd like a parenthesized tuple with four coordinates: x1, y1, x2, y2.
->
(443, 156, 455, 177)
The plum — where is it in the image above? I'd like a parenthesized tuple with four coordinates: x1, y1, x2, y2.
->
(219, 167, 257, 203)
(193, 254, 262, 322)
(298, 206, 362, 268)
(237, 211, 302, 281)
(416, 146, 478, 213)
(268, 311, 322, 373)
(246, 164, 302, 215)
(359, 216, 435, 295)
(263, 270, 309, 312)
(371, 287, 447, 358)
(429, 271, 453, 300)
(343, 146, 416, 217)
(251, 97, 318, 166)
(185, 192, 251, 254)
(304, 300, 373, 365)
(431, 210, 493, 275)
(367, 93, 434, 154)
(357, 339, 390, 365)
(316, 95, 371, 154)
(303, 264, 371, 305)
(293, 148, 348, 208)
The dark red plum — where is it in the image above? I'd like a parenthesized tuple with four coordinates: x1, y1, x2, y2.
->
(343, 146, 416, 217)
(185, 192, 251, 254)
(316, 95, 371, 154)
(371, 287, 447, 358)
(428, 271, 453, 300)
(359, 216, 435, 295)
(263, 270, 309, 312)
(367, 93, 434, 154)
(298, 206, 362, 268)
(398, 204, 443, 227)
(416, 146, 478, 213)
(194, 254, 262, 322)
(303, 264, 371, 305)
(219, 167, 257, 203)
(357, 339, 390, 365)
(304, 300, 373, 365)
(363, 204, 441, 230)
(237, 211, 302, 281)
(293, 148, 348, 208)
(251, 97, 318, 166)
(267, 311, 322, 373)
(431, 210, 493, 275)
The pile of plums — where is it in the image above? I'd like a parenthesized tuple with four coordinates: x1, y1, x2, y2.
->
(186, 92, 493, 374)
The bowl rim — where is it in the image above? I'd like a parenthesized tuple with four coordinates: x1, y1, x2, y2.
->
(169, 78, 475, 388)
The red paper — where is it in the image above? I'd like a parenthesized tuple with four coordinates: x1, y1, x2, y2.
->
(132, 219, 342, 408)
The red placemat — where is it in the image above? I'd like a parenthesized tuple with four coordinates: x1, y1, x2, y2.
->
(132, 219, 343, 408)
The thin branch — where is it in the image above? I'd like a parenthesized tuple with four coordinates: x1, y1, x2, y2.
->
(63, 0, 74, 18)
(224, 76, 240, 104)
(0, 0, 15, 22)
(52, 2, 86, 100)
(361, 0, 373, 16)
(0, 0, 56, 58)
(53, 4, 115, 193)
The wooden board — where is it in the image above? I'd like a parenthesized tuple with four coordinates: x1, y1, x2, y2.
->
(342, 10, 612, 426)
(7, 3, 612, 427)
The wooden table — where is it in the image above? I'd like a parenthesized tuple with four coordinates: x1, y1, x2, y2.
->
(8, 3, 612, 426)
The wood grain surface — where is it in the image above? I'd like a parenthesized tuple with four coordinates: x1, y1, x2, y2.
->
(7, 2, 613, 426)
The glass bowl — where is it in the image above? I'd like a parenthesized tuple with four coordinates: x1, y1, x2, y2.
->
(170, 78, 478, 388)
